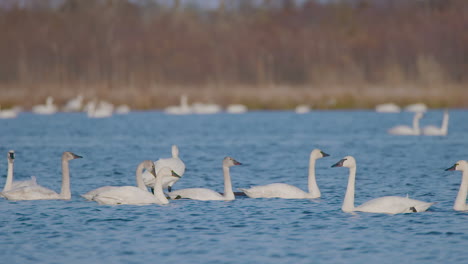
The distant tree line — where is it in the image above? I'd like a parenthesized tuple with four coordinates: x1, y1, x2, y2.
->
(0, 0, 466, 108)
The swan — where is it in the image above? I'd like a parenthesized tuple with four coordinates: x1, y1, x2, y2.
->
(295, 105, 311, 114)
(445, 160, 468, 211)
(0, 105, 19, 119)
(63, 95, 84, 112)
(82, 160, 156, 200)
(1, 151, 37, 196)
(86, 100, 114, 118)
(32, 96, 57, 115)
(168, 156, 241, 201)
(2, 152, 82, 200)
(115, 104, 131, 114)
(422, 110, 449, 136)
(239, 149, 329, 199)
(192, 102, 222, 114)
(165, 95, 192, 115)
(91, 163, 177, 205)
(226, 104, 248, 114)
(375, 103, 400, 113)
(388, 112, 423, 135)
(404, 103, 427, 113)
(331, 156, 434, 214)
(142, 145, 185, 192)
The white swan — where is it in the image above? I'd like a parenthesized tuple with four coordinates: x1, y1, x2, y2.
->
(375, 103, 400, 113)
(226, 104, 248, 114)
(445, 160, 468, 211)
(388, 112, 423, 135)
(2, 152, 82, 200)
(63, 95, 84, 112)
(295, 105, 311, 114)
(0, 105, 19, 119)
(32, 96, 57, 115)
(1, 151, 37, 196)
(168, 157, 241, 201)
(165, 95, 192, 115)
(86, 100, 114, 118)
(82, 160, 155, 200)
(331, 156, 434, 214)
(142, 145, 185, 192)
(404, 103, 427, 113)
(422, 110, 449, 136)
(92, 163, 177, 205)
(239, 149, 329, 199)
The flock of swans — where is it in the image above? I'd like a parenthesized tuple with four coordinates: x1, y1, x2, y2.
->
(1, 145, 467, 214)
(388, 110, 449, 136)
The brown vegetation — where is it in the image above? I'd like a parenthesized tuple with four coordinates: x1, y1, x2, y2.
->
(0, 0, 467, 109)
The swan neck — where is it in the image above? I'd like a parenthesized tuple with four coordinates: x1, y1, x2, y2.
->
(413, 114, 421, 133)
(223, 165, 234, 200)
(307, 156, 320, 197)
(135, 163, 147, 190)
(60, 159, 71, 199)
(342, 166, 356, 212)
(441, 112, 449, 133)
(454, 169, 468, 211)
(153, 173, 169, 204)
(3, 159, 14, 192)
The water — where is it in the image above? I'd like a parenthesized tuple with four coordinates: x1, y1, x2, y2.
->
(0, 110, 467, 263)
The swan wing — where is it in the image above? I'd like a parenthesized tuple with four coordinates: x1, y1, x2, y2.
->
(388, 125, 417, 135)
(356, 196, 433, 214)
(239, 183, 310, 199)
(154, 157, 186, 188)
(422, 126, 445, 136)
(82, 186, 119, 200)
(11, 176, 38, 189)
(2, 185, 59, 200)
(93, 186, 158, 205)
(168, 188, 224, 201)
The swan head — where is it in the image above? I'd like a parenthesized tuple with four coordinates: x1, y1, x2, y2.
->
(62, 151, 83, 161)
(445, 160, 468, 172)
(331, 156, 356, 168)
(8, 150, 14, 163)
(311, 149, 330, 159)
(141, 160, 157, 177)
(223, 156, 241, 167)
(171, 145, 179, 158)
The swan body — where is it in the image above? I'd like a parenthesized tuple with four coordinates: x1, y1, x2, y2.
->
(0, 105, 19, 119)
(404, 103, 427, 113)
(1, 151, 37, 197)
(331, 156, 434, 214)
(388, 112, 423, 135)
(115, 104, 131, 114)
(142, 145, 185, 192)
(92, 163, 176, 205)
(239, 149, 329, 199)
(422, 110, 449, 136)
(295, 105, 310, 114)
(2, 152, 82, 200)
(87, 100, 114, 118)
(165, 95, 192, 115)
(445, 160, 468, 211)
(192, 103, 222, 114)
(375, 103, 400, 113)
(226, 104, 248, 114)
(168, 157, 241, 201)
(63, 95, 83, 112)
(32, 96, 57, 115)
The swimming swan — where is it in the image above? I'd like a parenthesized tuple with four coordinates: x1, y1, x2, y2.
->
(2, 152, 82, 200)
(331, 156, 434, 214)
(388, 112, 423, 135)
(1, 151, 37, 196)
(445, 160, 468, 211)
(92, 164, 178, 205)
(168, 157, 241, 201)
(142, 145, 185, 192)
(422, 110, 449, 136)
(32, 96, 57, 115)
(239, 149, 329, 199)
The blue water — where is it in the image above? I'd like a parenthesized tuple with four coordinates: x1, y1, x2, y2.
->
(0, 110, 467, 263)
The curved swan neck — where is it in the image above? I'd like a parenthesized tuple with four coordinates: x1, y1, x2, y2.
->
(342, 166, 356, 212)
(60, 158, 71, 199)
(223, 165, 234, 200)
(3, 157, 14, 192)
(154, 173, 169, 204)
(454, 169, 468, 211)
(307, 155, 320, 197)
(135, 163, 147, 190)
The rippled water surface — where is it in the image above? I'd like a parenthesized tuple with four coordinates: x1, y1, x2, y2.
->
(1, 110, 467, 263)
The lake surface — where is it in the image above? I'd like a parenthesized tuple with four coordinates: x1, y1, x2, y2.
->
(0, 110, 467, 263)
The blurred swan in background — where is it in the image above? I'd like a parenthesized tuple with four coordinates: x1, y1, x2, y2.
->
(86, 100, 114, 118)
(331, 156, 434, 214)
(165, 94, 192, 115)
(2, 152, 82, 200)
(192, 102, 222, 114)
(422, 110, 449, 136)
(168, 157, 241, 201)
(91, 163, 175, 205)
(375, 103, 400, 113)
(445, 160, 468, 211)
(295, 105, 311, 114)
(32, 96, 57, 115)
(388, 112, 423, 135)
(0, 105, 19, 119)
(115, 104, 131, 114)
(63, 94, 84, 112)
(404, 103, 427, 113)
(1, 150, 37, 197)
(226, 104, 248, 114)
(142, 145, 185, 192)
(239, 149, 328, 199)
